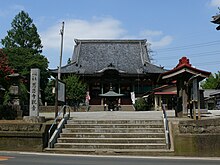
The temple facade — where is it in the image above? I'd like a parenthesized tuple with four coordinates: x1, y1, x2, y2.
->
(50, 39, 165, 105)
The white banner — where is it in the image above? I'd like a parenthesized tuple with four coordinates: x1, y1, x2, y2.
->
(131, 92, 135, 104)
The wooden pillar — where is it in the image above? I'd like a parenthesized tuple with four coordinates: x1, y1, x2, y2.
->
(198, 91, 201, 120)
(193, 101, 196, 120)
(177, 79, 188, 117)
(158, 95, 162, 111)
(154, 95, 158, 111)
(182, 83, 188, 117)
(192, 78, 201, 120)
(176, 80, 183, 117)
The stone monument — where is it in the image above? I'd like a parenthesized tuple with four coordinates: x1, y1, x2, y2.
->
(24, 68, 45, 123)
(29, 68, 40, 116)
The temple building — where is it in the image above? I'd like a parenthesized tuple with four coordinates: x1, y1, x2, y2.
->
(50, 39, 165, 105)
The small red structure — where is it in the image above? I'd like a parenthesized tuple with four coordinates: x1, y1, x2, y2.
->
(159, 57, 211, 118)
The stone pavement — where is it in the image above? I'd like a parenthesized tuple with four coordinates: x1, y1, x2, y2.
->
(208, 110, 220, 118)
(40, 110, 175, 120)
(39, 110, 220, 120)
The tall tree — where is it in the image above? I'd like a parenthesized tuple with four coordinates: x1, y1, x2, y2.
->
(1, 10, 49, 104)
(1, 10, 43, 54)
(201, 71, 220, 89)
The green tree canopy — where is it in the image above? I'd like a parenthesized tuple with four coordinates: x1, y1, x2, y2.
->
(1, 10, 43, 55)
(2, 47, 49, 94)
(201, 71, 220, 89)
(1, 10, 50, 104)
(63, 75, 87, 106)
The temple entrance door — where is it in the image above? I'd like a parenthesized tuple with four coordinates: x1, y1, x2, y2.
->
(101, 68, 121, 100)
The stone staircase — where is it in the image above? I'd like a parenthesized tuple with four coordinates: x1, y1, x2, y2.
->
(46, 117, 173, 156)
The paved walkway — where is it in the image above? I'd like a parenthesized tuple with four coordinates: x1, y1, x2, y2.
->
(39, 110, 220, 120)
(40, 110, 175, 120)
(70, 111, 168, 120)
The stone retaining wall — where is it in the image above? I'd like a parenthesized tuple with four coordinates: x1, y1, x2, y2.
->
(39, 106, 82, 112)
(170, 117, 220, 156)
(0, 122, 52, 152)
(39, 106, 60, 112)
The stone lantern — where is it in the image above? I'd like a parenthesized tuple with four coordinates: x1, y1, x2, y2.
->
(8, 73, 23, 118)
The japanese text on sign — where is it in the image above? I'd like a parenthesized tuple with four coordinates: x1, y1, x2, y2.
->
(29, 69, 40, 116)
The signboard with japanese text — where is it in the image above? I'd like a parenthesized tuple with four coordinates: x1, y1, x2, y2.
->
(29, 68, 40, 116)
(58, 80, 65, 102)
(192, 78, 198, 101)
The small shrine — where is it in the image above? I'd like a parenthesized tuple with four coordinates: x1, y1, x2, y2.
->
(159, 57, 211, 118)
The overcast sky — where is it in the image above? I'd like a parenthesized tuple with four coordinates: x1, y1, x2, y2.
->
(0, 0, 220, 73)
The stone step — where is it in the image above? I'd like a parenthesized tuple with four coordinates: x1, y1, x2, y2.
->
(68, 119, 163, 125)
(65, 124, 164, 129)
(57, 137, 166, 144)
(62, 128, 165, 133)
(45, 148, 174, 156)
(60, 132, 165, 138)
(48, 116, 169, 156)
(54, 143, 167, 150)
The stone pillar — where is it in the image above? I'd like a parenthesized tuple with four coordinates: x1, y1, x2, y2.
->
(29, 68, 40, 116)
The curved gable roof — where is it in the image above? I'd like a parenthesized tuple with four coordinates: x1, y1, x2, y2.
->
(51, 39, 165, 75)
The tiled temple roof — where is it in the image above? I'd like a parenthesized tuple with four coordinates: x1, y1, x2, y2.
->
(50, 39, 165, 75)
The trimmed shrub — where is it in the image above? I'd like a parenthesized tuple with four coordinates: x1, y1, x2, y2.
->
(134, 98, 150, 111)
